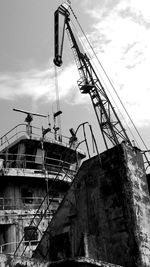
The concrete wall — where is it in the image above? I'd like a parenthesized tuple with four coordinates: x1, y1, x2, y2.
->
(34, 143, 150, 267)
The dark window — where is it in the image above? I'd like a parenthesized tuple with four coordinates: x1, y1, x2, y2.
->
(21, 188, 33, 204)
(24, 226, 38, 246)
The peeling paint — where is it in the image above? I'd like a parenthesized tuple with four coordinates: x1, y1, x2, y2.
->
(2, 144, 149, 267)
(34, 144, 150, 267)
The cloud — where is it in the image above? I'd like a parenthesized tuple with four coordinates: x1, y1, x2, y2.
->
(0, 63, 89, 105)
(81, 0, 150, 127)
(118, 0, 150, 25)
(0, 68, 53, 101)
(1, 0, 150, 130)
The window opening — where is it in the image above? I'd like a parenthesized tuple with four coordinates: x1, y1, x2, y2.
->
(21, 188, 33, 204)
(24, 226, 38, 246)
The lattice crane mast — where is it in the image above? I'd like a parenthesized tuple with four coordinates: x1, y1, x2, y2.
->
(53, 3, 132, 149)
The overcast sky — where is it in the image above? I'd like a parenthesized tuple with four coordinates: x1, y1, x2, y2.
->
(0, 0, 150, 154)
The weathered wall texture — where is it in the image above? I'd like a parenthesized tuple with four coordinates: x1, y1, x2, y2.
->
(146, 173, 150, 194)
(0, 253, 49, 267)
(34, 143, 150, 267)
(125, 145, 150, 266)
(0, 254, 122, 267)
(47, 257, 123, 267)
(0, 174, 69, 255)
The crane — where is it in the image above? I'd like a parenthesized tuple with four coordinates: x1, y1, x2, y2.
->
(53, 3, 132, 150)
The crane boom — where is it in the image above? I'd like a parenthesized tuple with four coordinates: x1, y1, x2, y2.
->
(53, 4, 132, 149)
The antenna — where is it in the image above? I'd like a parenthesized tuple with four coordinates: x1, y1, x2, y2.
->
(13, 108, 47, 138)
(13, 108, 47, 118)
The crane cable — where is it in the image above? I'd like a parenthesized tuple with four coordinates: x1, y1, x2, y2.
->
(68, 13, 140, 149)
(54, 64, 62, 138)
(69, 18, 140, 149)
(69, 5, 150, 155)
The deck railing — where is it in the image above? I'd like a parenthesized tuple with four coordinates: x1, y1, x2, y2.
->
(0, 196, 61, 211)
(0, 152, 76, 178)
(0, 124, 27, 148)
(0, 123, 71, 151)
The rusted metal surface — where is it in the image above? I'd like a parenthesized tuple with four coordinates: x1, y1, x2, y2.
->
(48, 257, 123, 267)
(34, 143, 150, 267)
(0, 254, 122, 267)
(0, 253, 49, 267)
(146, 174, 150, 194)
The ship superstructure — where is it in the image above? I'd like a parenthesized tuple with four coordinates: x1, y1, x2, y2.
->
(0, 110, 85, 256)
(0, 2, 150, 267)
